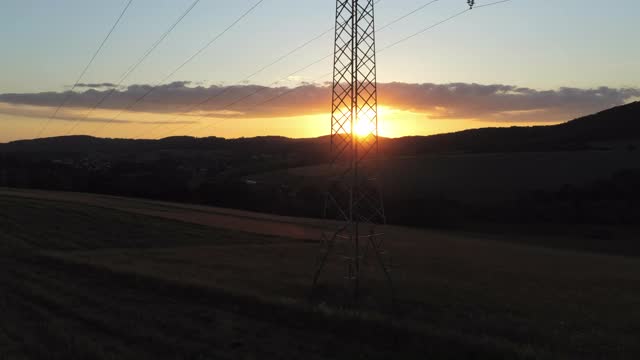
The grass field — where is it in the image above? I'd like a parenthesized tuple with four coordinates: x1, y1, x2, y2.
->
(1, 188, 639, 359)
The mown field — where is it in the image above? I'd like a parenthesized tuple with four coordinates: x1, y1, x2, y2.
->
(1, 189, 640, 359)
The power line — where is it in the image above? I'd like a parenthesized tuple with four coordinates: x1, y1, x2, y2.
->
(145, 0, 388, 139)
(158, 53, 333, 138)
(245, 27, 335, 83)
(138, 26, 336, 139)
(225, 0, 383, 86)
(238, 0, 451, 116)
(381, 0, 511, 51)
(189, 69, 335, 136)
(256, 0, 513, 113)
(184, 0, 511, 137)
(157, 0, 454, 138)
(377, 0, 439, 32)
(178, 0, 489, 137)
(157, 53, 333, 138)
(35, 0, 134, 138)
(92, 0, 266, 137)
(476, 0, 512, 9)
(64, 0, 202, 136)
(251, 0, 514, 111)
(378, 9, 469, 52)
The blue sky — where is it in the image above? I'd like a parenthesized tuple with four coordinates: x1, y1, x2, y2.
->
(0, 0, 639, 141)
(2, 0, 638, 93)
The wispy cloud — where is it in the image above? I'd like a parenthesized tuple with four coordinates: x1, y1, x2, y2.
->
(0, 102, 196, 125)
(75, 82, 118, 89)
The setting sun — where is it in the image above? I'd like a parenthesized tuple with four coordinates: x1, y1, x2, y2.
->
(354, 106, 390, 138)
(354, 117, 376, 137)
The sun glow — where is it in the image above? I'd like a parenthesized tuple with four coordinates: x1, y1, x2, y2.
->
(354, 117, 376, 138)
(354, 106, 388, 138)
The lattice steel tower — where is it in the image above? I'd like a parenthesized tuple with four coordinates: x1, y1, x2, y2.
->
(312, 0, 392, 301)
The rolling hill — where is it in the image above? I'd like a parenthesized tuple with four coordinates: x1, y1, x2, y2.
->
(1, 101, 639, 155)
(1, 102, 640, 229)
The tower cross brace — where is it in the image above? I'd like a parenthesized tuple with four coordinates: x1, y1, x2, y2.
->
(312, 0, 392, 302)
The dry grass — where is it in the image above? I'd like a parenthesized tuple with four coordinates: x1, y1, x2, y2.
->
(1, 189, 640, 359)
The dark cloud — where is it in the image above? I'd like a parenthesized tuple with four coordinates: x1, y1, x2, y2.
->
(378, 83, 640, 122)
(1, 82, 638, 124)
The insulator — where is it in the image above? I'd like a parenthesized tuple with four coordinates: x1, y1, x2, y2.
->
(468, 0, 475, 9)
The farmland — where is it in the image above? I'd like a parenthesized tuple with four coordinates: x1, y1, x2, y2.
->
(1, 188, 639, 359)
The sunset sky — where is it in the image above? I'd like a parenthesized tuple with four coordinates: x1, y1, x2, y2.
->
(1, 0, 639, 142)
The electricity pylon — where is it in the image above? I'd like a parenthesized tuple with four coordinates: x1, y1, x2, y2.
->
(312, 0, 392, 303)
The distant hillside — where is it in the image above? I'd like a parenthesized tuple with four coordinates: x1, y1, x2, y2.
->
(2, 102, 640, 228)
(0, 135, 327, 157)
(2, 101, 639, 156)
(384, 101, 640, 156)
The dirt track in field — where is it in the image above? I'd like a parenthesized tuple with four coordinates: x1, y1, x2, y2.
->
(0, 188, 326, 241)
(0, 187, 478, 249)
(1, 187, 629, 255)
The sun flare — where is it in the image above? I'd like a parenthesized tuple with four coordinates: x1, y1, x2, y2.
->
(353, 106, 388, 138)
(354, 117, 376, 137)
